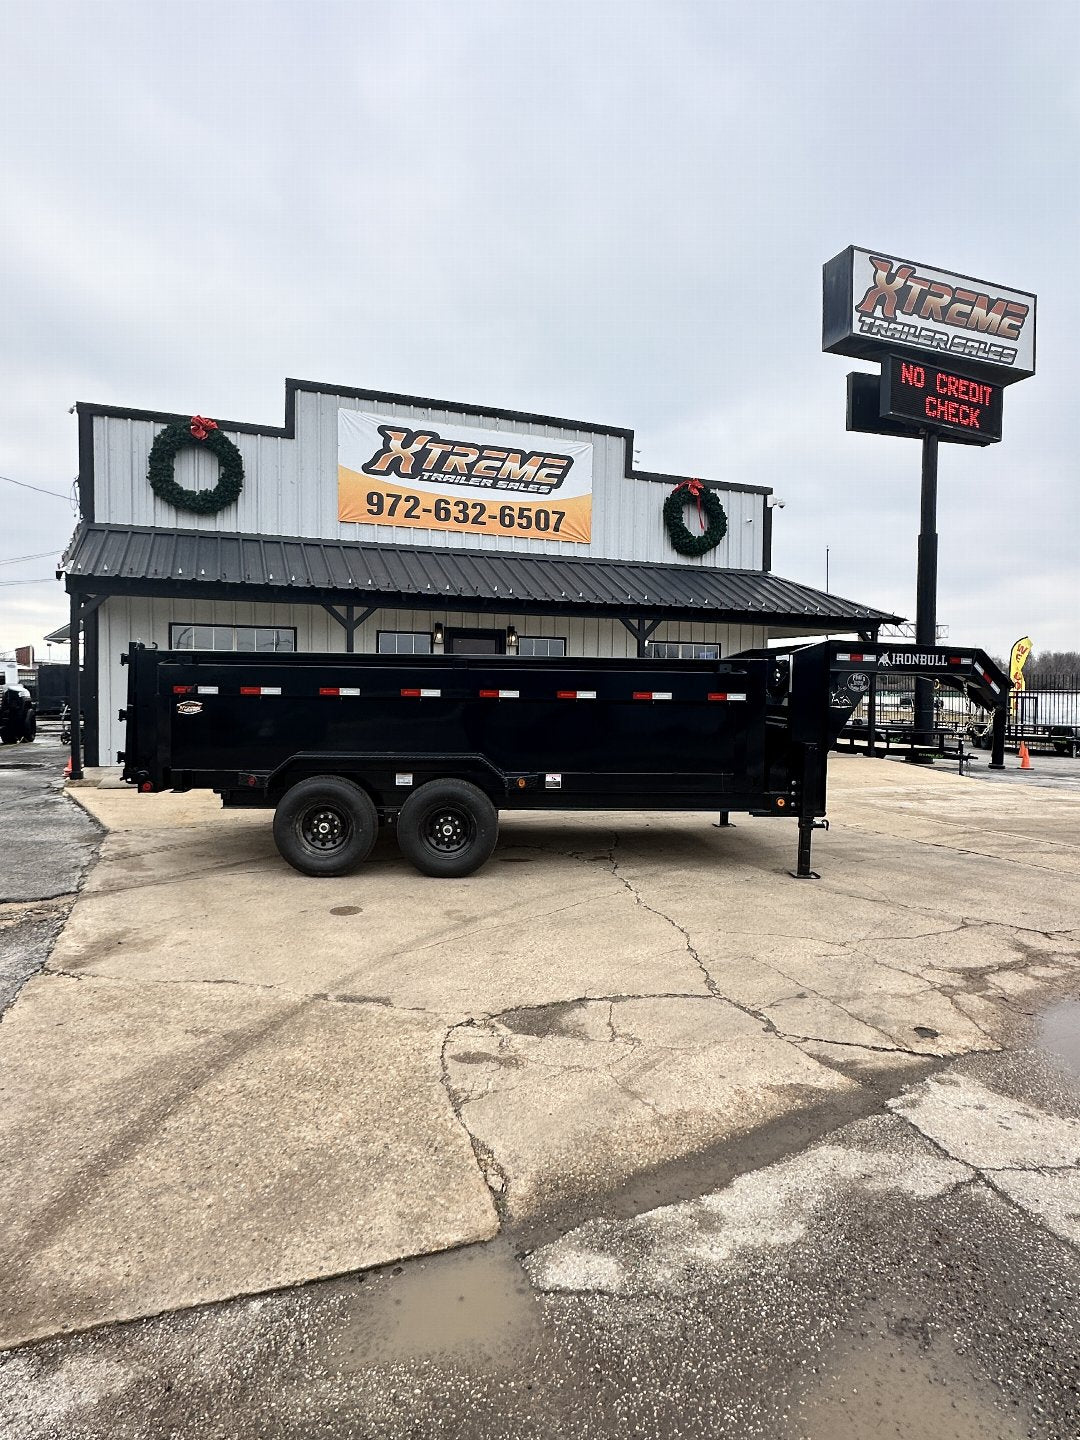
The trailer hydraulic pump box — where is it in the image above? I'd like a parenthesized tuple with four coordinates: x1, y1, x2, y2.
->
(119, 642, 1007, 879)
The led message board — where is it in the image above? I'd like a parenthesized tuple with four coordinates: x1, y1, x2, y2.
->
(846, 372, 988, 447)
(824, 247, 1036, 382)
(880, 357, 1003, 445)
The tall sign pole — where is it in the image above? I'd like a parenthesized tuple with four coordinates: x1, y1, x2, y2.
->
(914, 432, 939, 742)
(823, 246, 1036, 763)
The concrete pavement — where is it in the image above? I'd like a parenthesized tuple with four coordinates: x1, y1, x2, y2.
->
(0, 731, 101, 1017)
(0, 750, 1079, 1434)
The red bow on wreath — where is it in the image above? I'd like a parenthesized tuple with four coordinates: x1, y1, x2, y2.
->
(189, 415, 219, 440)
(674, 477, 706, 530)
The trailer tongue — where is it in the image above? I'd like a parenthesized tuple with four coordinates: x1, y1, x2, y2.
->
(120, 640, 1008, 880)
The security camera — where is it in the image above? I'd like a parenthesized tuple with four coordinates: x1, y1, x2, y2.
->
(767, 496, 786, 509)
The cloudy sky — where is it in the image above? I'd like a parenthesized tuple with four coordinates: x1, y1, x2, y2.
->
(1, 0, 1076, 662)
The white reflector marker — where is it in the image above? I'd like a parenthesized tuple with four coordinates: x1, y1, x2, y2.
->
(556, 690, 596, 700)
(479, 689, 520, 699)
(400, 688, 441, 698)
(975, 663, 1001, 694)
(319, 687, 361, 697)
(708, 692, 747, 701)
(196, 686, 218, 695)
(633, 691, 672, 701)
(239, 686, 282, 696)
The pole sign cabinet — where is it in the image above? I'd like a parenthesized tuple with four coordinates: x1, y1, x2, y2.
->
(880, 357, 1003, 445)
(824, 245, 1035, 446)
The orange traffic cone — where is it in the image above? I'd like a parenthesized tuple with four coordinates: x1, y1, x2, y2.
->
(1019, 741, 1032, 770)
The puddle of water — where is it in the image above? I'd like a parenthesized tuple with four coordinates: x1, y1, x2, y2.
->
(797, 1330, 1029, 1440)
(1037, 998, 1080, 1081)
(316, 1241, 542, 1371)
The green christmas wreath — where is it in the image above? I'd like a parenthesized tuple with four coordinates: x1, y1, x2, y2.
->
(663, 479, 727, 557)
(147, 416, 244, 515)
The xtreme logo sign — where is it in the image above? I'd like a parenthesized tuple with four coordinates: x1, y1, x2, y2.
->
(362, 425, 575, 495)
(856, 258, 1031, 341)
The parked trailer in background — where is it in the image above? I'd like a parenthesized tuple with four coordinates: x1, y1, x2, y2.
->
(120, 641, 1008, 880)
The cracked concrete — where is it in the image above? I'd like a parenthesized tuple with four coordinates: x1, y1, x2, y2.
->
(1, 754, 1079, 1349)
(445, 996, 859, 1220)
(528, 1061, 1080, 1313)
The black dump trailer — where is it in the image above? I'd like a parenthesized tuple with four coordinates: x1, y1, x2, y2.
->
(120, 641, 1008, 880)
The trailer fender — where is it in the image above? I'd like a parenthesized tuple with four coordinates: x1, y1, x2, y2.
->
(265, 751, 511, 808)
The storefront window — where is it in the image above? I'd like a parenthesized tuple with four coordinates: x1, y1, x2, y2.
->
(518, 637, 567, 657)
(377, 631, 433, 655)
(170, 624, 296, 652)
(647, 642, 720, 660)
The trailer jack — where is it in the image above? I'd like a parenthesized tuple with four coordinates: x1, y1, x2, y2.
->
(791, 817, 829, 880)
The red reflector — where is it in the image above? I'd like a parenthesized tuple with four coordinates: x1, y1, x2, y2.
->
(139, 781, 153, 793)
(708, 693, 728, 701)
(239, 686, 260, 695)
(633, 691, 651, 700)
(172, 685, 193, 694)
(479, 689, 499, 698)
(950, 656, 962, 664)
(849, 653, 863, 661)
(400, 688, 421, 697)
(247, 775, 258, 787)
(319, 687, 339, 696)
(556, 690, 575, 699)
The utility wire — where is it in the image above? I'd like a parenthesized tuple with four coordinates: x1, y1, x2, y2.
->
(0, 576, 55, 587)
(0, 474, 72, 501)
(0, 550, 58, 566)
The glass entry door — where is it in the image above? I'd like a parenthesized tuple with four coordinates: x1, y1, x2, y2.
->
(445, 628, 505, 655)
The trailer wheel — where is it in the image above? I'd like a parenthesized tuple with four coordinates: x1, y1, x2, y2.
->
(273, 776, 378, 877)
(397, 779, 498, 878)
(21, 707, 36, 743)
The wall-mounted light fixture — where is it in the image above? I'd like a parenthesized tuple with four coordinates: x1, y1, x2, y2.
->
(506, 625, 518, 652)
(432, 622, 444, 646)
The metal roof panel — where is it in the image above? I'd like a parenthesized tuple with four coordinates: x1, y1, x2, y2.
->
(61, 522, 900, 627)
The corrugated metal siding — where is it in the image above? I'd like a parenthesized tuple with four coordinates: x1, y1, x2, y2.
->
(92, 388, 765, 568)
(95, 595, 765, 766)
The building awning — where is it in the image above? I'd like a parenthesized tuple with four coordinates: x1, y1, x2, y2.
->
(60, 522, 899, 631)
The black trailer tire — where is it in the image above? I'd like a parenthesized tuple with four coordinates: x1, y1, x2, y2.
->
(273, 776, 379, 877)
(0, 725, 16, 745)
(397, 779, 498, 878)
(21, 708, 36, 742)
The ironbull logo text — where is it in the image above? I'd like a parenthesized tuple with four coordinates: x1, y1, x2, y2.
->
(856, 257, 1029, 341)
(877, 652, 948, 668)
(362, 426, 574, 494)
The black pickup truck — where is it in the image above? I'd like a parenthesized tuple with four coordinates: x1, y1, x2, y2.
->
(119, 640, 1007, 880)
(0, 666, 36, 745)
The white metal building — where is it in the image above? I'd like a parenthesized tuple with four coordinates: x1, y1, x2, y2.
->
(60, 379, 895, 769)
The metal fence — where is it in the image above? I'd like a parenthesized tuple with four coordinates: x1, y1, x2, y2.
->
(845, 674, 1080, 755)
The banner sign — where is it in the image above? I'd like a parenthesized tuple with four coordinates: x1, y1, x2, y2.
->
(338, 410, 592, 543)
(880, 357, 1003, 444)
(824, 247, 1036, 382)
(1008, 635, 1033, 717)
